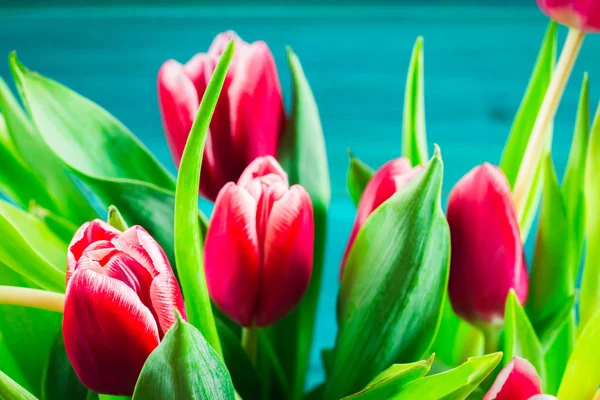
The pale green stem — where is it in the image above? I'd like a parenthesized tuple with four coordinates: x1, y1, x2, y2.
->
(241, 326, 258, 365)
(0, 285, 64, 313)
(513, 27, 585, 215)
(478, 323, 502, 355)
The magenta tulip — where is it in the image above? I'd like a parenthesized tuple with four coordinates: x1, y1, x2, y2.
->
(63, 220, 186, 395)
(447, 163, 527, 325)
(537, 0, 600, 32)
(204, 156, 314, 327)
(158, 31, 285, 201)
(484, 357, 543, 400)
(340, 157, 423, 279)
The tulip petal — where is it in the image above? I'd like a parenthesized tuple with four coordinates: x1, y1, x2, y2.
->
(67, 220, 120, 281)
(447, 163, 527, 324)
(204, 183, 261, 327)
(484, 357, 542, 400)
(256, 185, 314, 327)
(228, 41, 285, 168)
(63, 268, 160, 395)
(341, 158, 421, 276)
(157, 60, 200, 166)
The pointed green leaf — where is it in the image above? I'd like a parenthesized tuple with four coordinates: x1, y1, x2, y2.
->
(133, 315, 235, 400)
(42, 329, 88, 400)
(402, 36, 428, 166)
(0, 368, 37, 400)
(343, 355, 434, 399)
(581, 104, 600, 333)
(107, 205, 129, 232)
(388, 353, 502, 400)
(0, 76, 96, 224)
(273, 46, 331, 398)
(325, 147, 450, 399)
(557, 311, 600, 400)
(527, 156, 576, 325)
(562, 74, 589, 277)
(503, 290, 545, 387)
(499, 22, 556, 240)
(8, 54, 202, 266)
(174, 40, 234, 356)
(347, 151, 374, 206)
(541, 305, 575, 395)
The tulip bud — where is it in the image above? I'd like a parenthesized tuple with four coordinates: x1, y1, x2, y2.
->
(340, 157, 422, 279)
(484, 357, 543, 400)
(157, 31, 285, 201)
(447, 163, 527, 326)
(537, 0, 600, 32)
(63, 220, 186, 396)
(204, 156, 314, 327)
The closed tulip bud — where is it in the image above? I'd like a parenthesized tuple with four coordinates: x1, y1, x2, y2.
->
(484, 357, 543, 400)
(63, 220, 186, 396)
(158, 31, 285, 201)
(537, 0, 600, 32)
(447, 163, 527, 326)
(204, 156, 314, 327)
(340, 157, 423, 279)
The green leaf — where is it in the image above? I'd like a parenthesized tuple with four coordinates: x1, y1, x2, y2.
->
(561, 74, 589, 278)
(432, 294, 484, 367)
(274, 46, 331, 398)
(0, 262, 62, 398)
(343, 355, 434, 399)
(28, 202, 79, 244)
(174, 40, 233, 357)
(325, 147, 450, 399)
(0, 113, 51, 210)
(388, 353, 502, 400)
(0, 199, 66, 292)
(580, 103, 600, 333)
(42, 329, 88, 400)
(0, 368, 37, 400)
(503, 290, 545, 386)
(132, 314, 235, 400)
(8, 54, 202, 266)
(542, 310, 575, 395)
(0, 76, 96, 224)
(107, 205, 129, 232)
(499, 22, 556, 240)
(527, 156, 576, 325)
(557, 310, 600, 400)
(216, 320, 262, 400)
(402, 36, 428, 166)
(347, 150, 374, 206)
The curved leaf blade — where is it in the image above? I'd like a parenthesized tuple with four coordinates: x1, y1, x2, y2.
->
(0, 368, 37, 400)
(42, 330, 88, 400)
(402, 36, 428, 166)
(326, 147, 449, 399)
(347, 151, 374, 206)
(174, 40, 234, 356)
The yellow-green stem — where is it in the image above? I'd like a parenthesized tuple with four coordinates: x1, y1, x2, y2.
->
(0, 285, 64, 313)
(513, 27, 585, 215)
(242, 326, 258, 365)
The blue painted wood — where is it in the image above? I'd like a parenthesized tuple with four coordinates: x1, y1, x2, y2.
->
(1, 3, 599, 390)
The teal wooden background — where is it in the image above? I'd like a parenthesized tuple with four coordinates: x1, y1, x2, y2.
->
(1, 1, 599, 389)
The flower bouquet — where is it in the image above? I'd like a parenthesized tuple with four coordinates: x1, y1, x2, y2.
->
(0, 1, 599, 399)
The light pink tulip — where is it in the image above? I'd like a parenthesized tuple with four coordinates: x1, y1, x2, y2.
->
(484, 357, 543, 400)
(340, 157, 422, 279)
(447, 163, 528, 325)
(63, 220, 185, 395)
(158, 31, 285, 200)
(204, 156, 314, 327)
(537, 0, 600, 32)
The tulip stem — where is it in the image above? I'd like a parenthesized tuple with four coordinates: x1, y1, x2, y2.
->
(513, 27, 585, 216)
(0, 286, 65, 313)
(242, 326, 258, 365)
(480, 324, 502, 355)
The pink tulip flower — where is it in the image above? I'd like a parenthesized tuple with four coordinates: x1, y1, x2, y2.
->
(63, 220, 186, 395)
(340, 157, 423, 279)
(447, 163, 528, 325)
(537, 0, 600, 32)
(158, 31, 285, 201)
(484, 357, 543, 400)
(204, 156, 314, 327)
